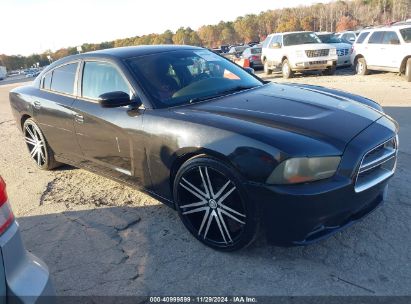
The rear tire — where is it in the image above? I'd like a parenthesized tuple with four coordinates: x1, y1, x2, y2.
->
(355, 57, 369, 75)
(282, 59, 293, 79)
(264, 61, 272, 75)
(23, 118, 61, 170)
(405, 58, 411, 82)
(174, 156, 258, 251)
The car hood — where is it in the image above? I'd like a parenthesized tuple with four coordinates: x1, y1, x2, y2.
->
(187, 83, 383, 153)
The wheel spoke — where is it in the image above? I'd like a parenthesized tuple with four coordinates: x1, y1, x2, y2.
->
(30, 146, 38, 158)
(216, 185, 236, 205)
(25, 137, 37, 146)
(217, 209, 232, 243)
(220, 208, 246, 225)
(205, 167, 215, 198)
(214, 180, 230, 199)
(182, 206, 208, 215)
(36, 150, 42, 165)
(180, 201, 207, 209)
(220, 202, 246, 218)
(39, 148, 46, 163)
(214, 210, 227, 244)
(25, 125, 36, 140)
(199, 167, 211, 199)
(198, 207, 210, 236)
(203, 210, 215, 240)
(180, 177, 207, 201)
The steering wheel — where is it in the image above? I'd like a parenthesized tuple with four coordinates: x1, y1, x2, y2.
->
(194, 72, 210, 81)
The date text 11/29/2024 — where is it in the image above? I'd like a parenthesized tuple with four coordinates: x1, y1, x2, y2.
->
(149, 296, 257, 303)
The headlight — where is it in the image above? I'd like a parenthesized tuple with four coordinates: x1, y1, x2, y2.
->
(329, 48, 337, 56)
(295, 50, 304, 58)
(266, 157, 341, 184)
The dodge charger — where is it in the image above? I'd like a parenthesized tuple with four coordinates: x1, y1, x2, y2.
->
(9, 45, 398, 251)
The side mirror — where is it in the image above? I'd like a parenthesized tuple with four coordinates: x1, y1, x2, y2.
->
(98, 91, 141, 108)
(244, 67, 255, 75)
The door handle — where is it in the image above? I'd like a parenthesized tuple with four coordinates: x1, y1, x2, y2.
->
(33, 101, 41, 110)
(74, 114, 84, 123)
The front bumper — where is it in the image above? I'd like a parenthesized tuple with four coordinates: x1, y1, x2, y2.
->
(0, 221, 55, 303)
(292, 60, 336, 71)
(248, 115, 398, 245)
(247, 177, 389, 245)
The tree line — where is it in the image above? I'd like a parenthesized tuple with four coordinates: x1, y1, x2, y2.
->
(1, 0, 409, 71)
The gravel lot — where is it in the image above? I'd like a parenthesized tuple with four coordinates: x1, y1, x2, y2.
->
(0, 68, 410, 296)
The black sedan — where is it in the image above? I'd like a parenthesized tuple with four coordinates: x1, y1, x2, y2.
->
(9, 45, 398, 251)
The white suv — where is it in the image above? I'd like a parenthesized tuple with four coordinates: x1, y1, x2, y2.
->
(261, 31, 338, 78)
(351, 25, 411, 82)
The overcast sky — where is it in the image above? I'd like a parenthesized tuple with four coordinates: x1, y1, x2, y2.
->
(1, 0, 333, 56)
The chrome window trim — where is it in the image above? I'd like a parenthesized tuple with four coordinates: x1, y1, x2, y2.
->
(40, 60, 81, 97)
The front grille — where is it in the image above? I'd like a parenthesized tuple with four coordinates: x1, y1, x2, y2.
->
(355, 136, 398, 193)
(309, 60, 327, 65)
(337, 48, 349, 57)
(305, 49, 329, 57)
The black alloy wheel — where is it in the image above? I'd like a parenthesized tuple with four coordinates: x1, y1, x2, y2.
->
(23, 118, 60, 170)
(174, 156, 258, 251)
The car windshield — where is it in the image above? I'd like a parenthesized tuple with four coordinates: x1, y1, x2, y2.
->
(400, 28, 411, 42)
(126, 49, 263, 108)
(283, 32, 321, 46)
(250, 47, 262, 54)
(318, 34, 344, 43)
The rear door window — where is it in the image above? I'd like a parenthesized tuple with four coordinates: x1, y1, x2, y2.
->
(382, 31, 400, 44)
(368, 31, 384, 44)
(42, 72, 52, 90)
(50, 63, 79, 95)
(356, 32, 370, 44)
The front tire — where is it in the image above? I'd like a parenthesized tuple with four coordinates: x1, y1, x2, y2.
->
(174, 156, 258, 251)
(282, 59, 293, 79)
(264, 61, 272, 75)
(405, 58, 411, 82)
(323, 65, 336, 76)
(355, 57, 369, 75)
(23, 118, 60, 170)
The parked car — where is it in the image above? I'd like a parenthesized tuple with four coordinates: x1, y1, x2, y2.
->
(316, 32, 352, 67)
(10, 45, 398, 251)
(241, 45, 263, 69)
(224, 45, 249, 61)
(0, 66, 6, 81)
(0, 176, 55, 302)
(261, 31, 338, 78)
(351, 25, 411, 81)
(335, 30, 359, 43)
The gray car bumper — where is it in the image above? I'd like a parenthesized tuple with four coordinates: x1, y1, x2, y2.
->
(0, 221, 55, 304)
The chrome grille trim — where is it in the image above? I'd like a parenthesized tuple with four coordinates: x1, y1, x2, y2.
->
(305, 49, 330, 57)
(354, 136, 398, 193)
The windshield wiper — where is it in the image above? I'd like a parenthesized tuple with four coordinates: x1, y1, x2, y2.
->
(189, 85, 257, 104)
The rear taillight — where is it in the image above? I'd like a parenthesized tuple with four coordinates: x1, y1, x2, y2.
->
(0, 177, 14, 235)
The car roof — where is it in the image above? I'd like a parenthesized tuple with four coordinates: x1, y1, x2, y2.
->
(268, 31, 313, 36)
(360, 24, 411, 32)
(37, 45, 205, 80)
(87, 45, 202, 59)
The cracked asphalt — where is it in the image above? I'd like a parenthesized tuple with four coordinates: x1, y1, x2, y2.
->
(0, 69, 410, 296)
